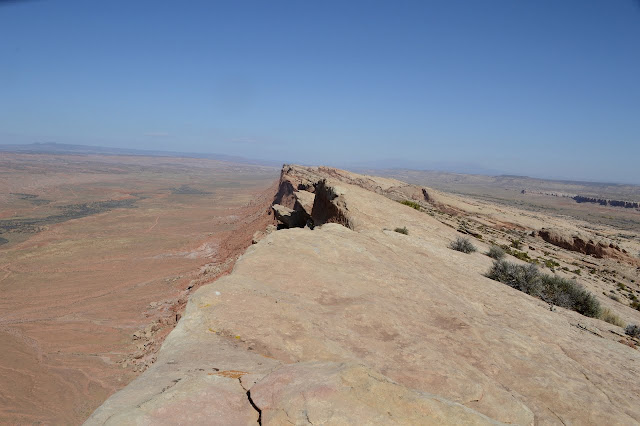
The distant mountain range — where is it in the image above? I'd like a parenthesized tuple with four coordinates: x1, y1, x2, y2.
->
(0, 142, 281, 167)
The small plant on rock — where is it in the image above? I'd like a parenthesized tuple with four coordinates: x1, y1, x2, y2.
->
(449, 237, 476, 254)
(625, 324, 640, 339)
(599, 308, 625, 328)
(394, 226, 409, 235)
(400, 200, 421, 210)
(486, 245, 505, 260)
(511, 250, 532, 262)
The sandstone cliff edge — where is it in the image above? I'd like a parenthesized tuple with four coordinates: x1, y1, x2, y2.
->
(86, 166, 640, 425)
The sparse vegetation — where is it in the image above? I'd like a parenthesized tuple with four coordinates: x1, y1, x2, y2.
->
(599, 308, 625, 327)
(486, 260, 601, 318)
(449, 237, 476, 253)
(543, 259, 560, 269)
(400, 200, 421, 210)
(394, 226, 409, 235)
(0, 198, 139, 235)
(609, 293, 621, 302)
(498, 244, 533, 262)
(486, 260, 542, 296)
(625, 324, 640, 339)
(500, 244, 514, 255)
(487, 245, 505, 260)
(511, 250, 533, 262)
(510, 239, 523, 250)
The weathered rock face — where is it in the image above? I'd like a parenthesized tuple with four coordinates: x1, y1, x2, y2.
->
(537, 227, 634, 262)
(87, 165, 640, 425)
(250, 362, 501, 425)
(271, 203, 307, 228)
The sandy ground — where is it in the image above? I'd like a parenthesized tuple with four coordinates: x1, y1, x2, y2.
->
(0, 153, 277, 424)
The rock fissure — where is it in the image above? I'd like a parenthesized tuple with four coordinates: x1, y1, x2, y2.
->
(245, 388, 262, 425)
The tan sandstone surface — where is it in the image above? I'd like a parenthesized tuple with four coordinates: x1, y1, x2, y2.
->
(87, 166, 640, 425)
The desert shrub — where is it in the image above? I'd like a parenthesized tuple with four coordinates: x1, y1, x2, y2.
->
(608, 293, 621, 302)
(400, 200, 421, 210)
(539, 275, 601, 318)
(449, 237, 476, 254)
(394, 226, 409, 235)
(487, 245, 505, 260)
(486, 260, 542, 296)
(511, 239, 523, 250)
(486, 259, 601, 318)
(572, 269, 581, 275)
(625, 324, 640, 338)
(599, 308, 625, 327)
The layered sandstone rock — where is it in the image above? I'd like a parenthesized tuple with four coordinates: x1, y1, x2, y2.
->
(87, 166, 640, 425)
(536, 227, 635, 263)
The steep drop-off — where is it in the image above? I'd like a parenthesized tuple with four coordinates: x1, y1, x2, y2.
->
(87, 166, 640, 425)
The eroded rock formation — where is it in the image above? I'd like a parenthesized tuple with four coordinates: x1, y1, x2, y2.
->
(536, 227, 634, 262)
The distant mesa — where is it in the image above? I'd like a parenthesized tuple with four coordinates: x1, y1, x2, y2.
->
(520, 189, 640, 210)
(573, 195, 639, 209)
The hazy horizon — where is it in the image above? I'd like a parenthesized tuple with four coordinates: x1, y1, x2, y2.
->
(4, 141, 640, 187)
(1, 1, 639, 184)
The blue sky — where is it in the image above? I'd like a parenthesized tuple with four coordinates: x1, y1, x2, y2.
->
(1, 1, 639, 183)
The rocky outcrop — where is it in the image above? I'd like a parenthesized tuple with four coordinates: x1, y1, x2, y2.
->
(271, 164, 435, 230)
(87, 166, 640, 425)
(536, 227, 633, 261)
(271, 204, 306, 228)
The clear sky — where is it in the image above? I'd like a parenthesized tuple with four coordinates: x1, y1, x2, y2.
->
(1, 1, 639, 183)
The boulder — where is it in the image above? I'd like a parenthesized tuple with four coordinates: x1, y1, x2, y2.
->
(293, 189, 315, 216)
(272, 204, 306, 228)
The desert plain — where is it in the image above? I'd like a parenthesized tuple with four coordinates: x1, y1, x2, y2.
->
(2, 153, 640, 425)
(0, 153, 278, 424)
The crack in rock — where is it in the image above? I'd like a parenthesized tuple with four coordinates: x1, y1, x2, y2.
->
(246, 388, 262, 425)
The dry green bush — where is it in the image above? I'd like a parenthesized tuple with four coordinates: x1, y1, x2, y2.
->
(486, 259, 601, 318)
(450, 237, 476, 254)
(487, 245, 505, 260)
(599, 308, 625, 327)
(625, 324, 640, 338)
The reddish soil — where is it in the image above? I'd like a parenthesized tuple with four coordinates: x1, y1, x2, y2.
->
(0, 153, 277, 424)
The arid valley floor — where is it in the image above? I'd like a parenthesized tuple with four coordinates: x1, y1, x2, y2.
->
(0, 153, 278, 424)
(2, 153, 640, 425)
